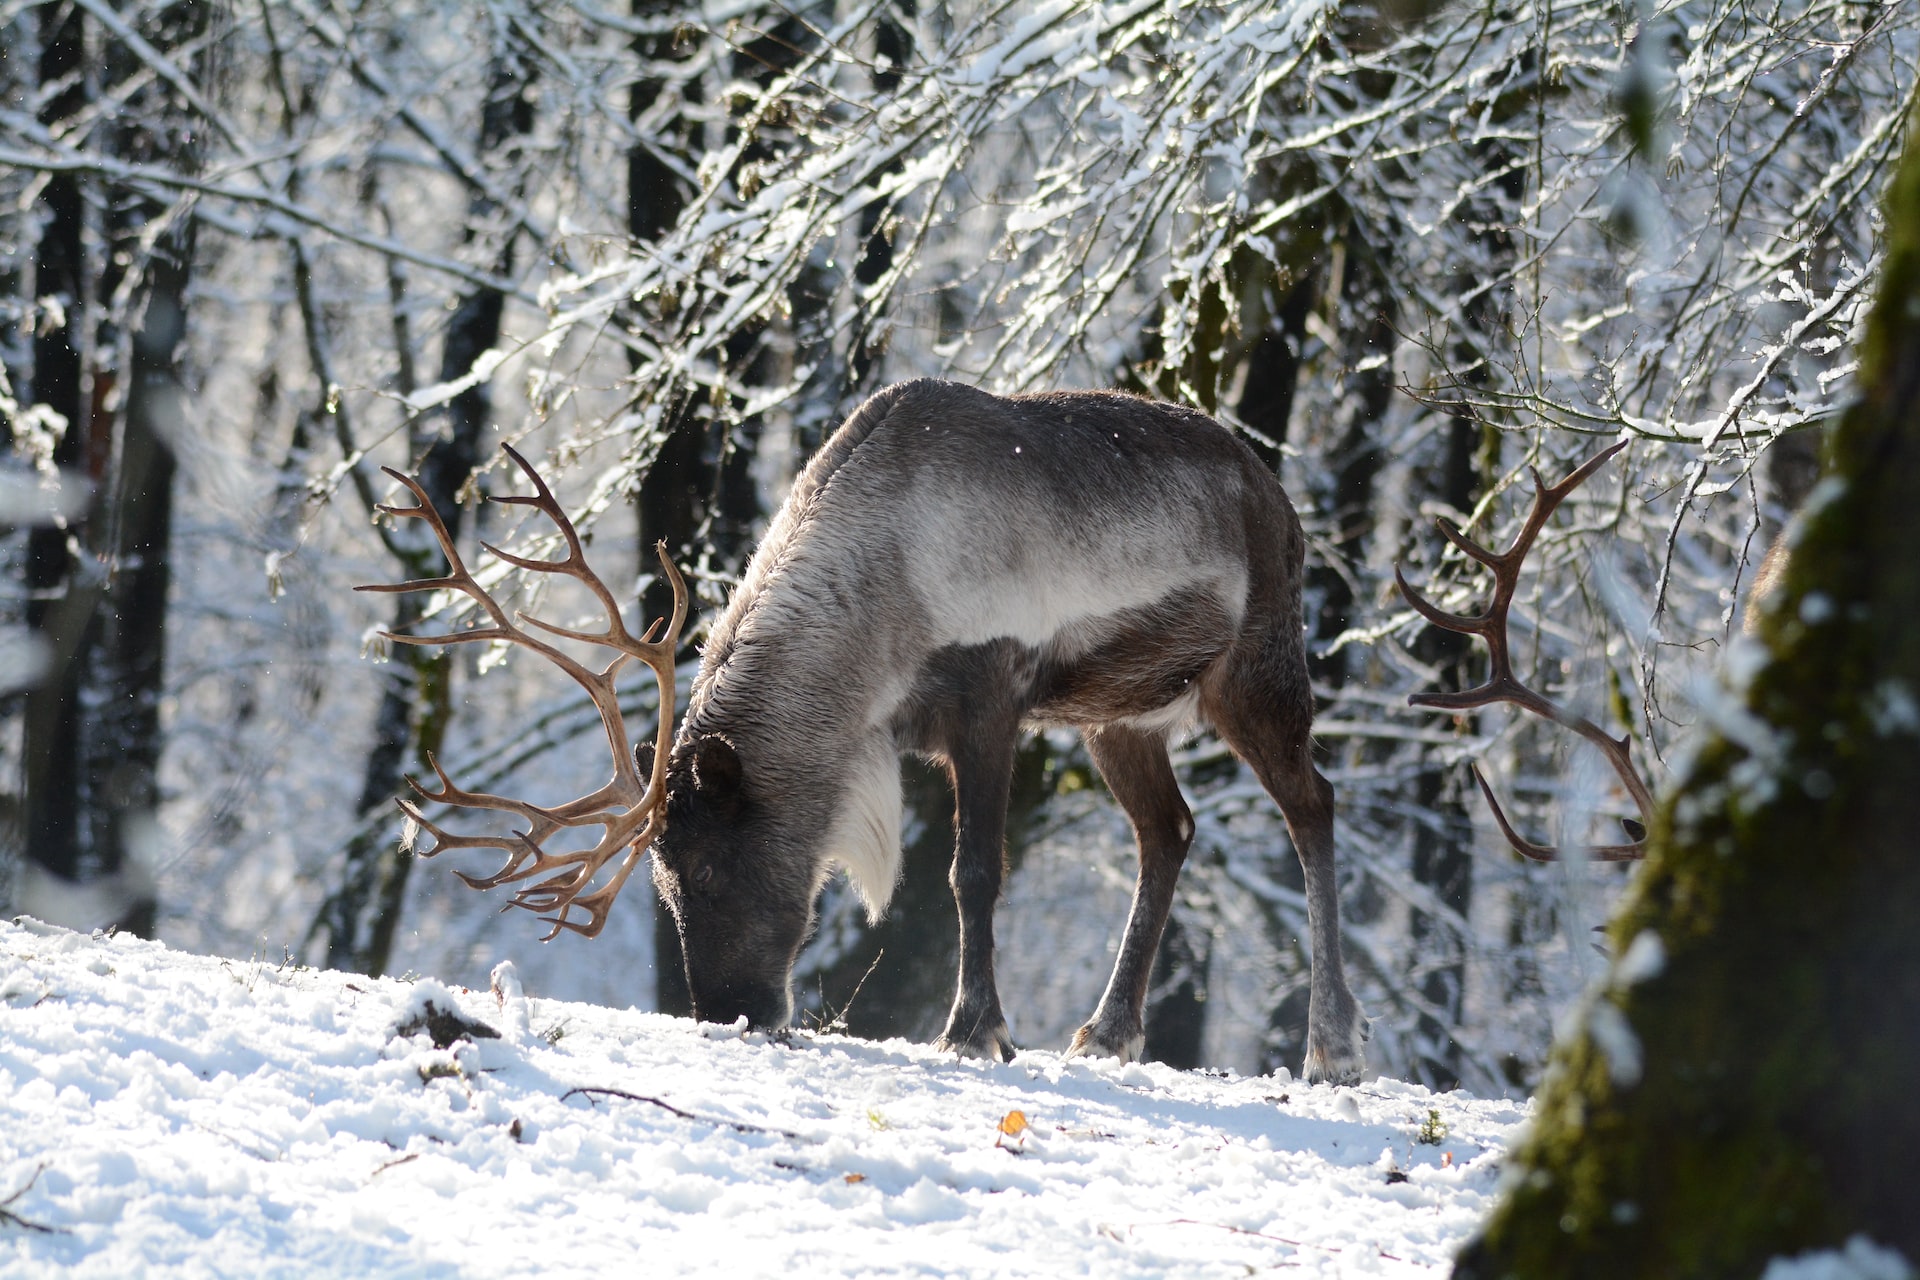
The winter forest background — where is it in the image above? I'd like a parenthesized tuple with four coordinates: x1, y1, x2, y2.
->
(0, 0, 1908, 1097)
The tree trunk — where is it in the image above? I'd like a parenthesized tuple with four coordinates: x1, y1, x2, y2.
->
(1404, 413, 1481, 1090)
(317, 44, 535, 975)
(1243, 222, 1394, 1077)
(1142, 906, 1211, 1069)
(847, 1, 915, 390)
(19, 0, 205, 936)
(1403, 81, 1533, 1085)
(628, 0, 704, 1016)
(1452, 126, 1920, 1278)
(20, 3, 93, 910)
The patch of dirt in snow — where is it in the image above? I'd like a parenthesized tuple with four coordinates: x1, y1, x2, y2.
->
(0, 918, 1527, 1277)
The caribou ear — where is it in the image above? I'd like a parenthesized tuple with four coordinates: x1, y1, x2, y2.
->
(692, 734, 743, 799)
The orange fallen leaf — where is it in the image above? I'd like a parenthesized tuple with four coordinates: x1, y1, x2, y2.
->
(844, 1172, 866, 1184)
(998, 1110, 1030, 1137)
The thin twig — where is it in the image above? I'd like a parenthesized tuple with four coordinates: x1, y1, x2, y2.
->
(559, 1087, 809, 1141)
(1133, 1218, 1402, 1262)
(824, 948, 885, 1034)
(0, 1165, 66, 1235)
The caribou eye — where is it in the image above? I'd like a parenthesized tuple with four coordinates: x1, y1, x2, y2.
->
(693, 865, 714, 889)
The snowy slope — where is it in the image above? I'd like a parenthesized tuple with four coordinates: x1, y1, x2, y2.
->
(0, 917, 1529, 1278)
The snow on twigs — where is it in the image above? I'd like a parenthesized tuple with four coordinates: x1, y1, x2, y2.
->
(0, 918, 1528, 1277)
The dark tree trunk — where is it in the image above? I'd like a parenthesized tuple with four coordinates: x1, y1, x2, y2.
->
(1405, 415, 1481, 1089)
(1136, 256, 1322, 1069)
(1453, 126, 1920, 1279)
(0, 14, 30, 907)
(1116, 218, 1362, 1069)
(1303, 238, 1391, 693)
(847, 2, 915, 390)
(317, 45, 535, 975)
(20, 5, 92, 897)
(1142, 906, 1211, 1068)
(1237, 222, 1393, 1077)
(1234, 269, 1319, 471)
(19, 0, 205, 937)
(629, 0, 704, 1016)
(637, 4, 839, 1015)
(1403, 82, 1532, 1086)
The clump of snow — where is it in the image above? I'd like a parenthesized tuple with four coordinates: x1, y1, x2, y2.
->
(1870, 680, 1920, 738)
(0, 918, 1531, 1276)
(1723, 634, 1771, 694)
(488, 960, 532, 1042)
(1613, 931, 1666, 987)
(1584, 1000, 1644, 1088)
(1798, 592, 1836, 625)
(1761, 1236, 1914, 1280)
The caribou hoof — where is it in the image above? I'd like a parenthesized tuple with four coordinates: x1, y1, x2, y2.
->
(1302, 1007, 1370, 1085)
(1066, 1019, 1145, 1064)
(1302, 1046, 1366, 1086)
(934, 1018, 1015, 1063)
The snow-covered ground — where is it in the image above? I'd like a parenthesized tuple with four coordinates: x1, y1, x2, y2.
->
(0, 916, 1531, 1278)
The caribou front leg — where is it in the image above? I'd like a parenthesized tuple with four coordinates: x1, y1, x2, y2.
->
(931, 727, 1018, 1062)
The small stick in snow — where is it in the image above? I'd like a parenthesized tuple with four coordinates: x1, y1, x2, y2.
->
(814, 948, 885, 1034)
(1135, 1219, 1310, 1248)
(0, 1164, 66, 1235)
(1134, 1220, 1405, 1265)
(559, 1087, 809, 1141)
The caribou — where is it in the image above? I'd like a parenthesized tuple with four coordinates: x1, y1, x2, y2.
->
(367, 378, 1371, 1084)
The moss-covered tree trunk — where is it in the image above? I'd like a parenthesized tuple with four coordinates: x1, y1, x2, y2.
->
(1452, 128, 1920, 1279)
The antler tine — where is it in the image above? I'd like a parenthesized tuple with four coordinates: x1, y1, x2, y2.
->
(1469, 766, 1645, 863)
(397, 798, 546, 889)
(518, 811, 664, 940)
(1433, 516, 1505, 569)
(480, 442, 672, 663)
(1545, 439, 1630, 504)
(533, 849, 646, 940)
(1393, 563, 1497, 638)
(646, 542, 690, 659)
(490, 443, 590, 578)
(1486, 441, 1630, 574)
(353, 468, 535, 653)
(357, 446, 688, 943)
(1396, 443, 1650, 862)
(372, 465, 468, 573)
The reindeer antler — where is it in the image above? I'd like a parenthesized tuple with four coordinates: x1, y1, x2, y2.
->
(1394, 442, 1651, 862)
(357, 443, 687, 938)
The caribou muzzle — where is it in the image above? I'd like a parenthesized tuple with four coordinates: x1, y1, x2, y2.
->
(689, 979, 790, 1031)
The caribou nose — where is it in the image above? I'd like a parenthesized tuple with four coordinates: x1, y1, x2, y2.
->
(695, 983, 789, 1031)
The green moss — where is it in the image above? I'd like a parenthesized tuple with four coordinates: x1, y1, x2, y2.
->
(1453, 116, 1920, 1279)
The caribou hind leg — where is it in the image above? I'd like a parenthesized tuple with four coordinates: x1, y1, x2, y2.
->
(1068, 724, 1195, 1063)
(1203, 630, 1370, 1085)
